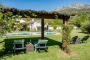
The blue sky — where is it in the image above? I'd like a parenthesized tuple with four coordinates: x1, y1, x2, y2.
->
(0, 0, 90, 11)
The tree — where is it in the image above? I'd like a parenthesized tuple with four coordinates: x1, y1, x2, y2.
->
(0, 12, 7, 37)
(81, 20, 90, 33)
(0, 3, 8, 8)
(62, 25, 73, 54)
(0, 11, 18, 37)
(45, 19, 62, 29)
(69, 13, 89, 27)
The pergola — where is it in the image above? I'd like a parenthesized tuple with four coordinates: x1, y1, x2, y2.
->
(0, 8, 75, 39)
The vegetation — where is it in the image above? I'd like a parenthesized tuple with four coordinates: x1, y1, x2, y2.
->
(0, 4, 17, 36)
(45, 19, 63, 29)
(69, 12, 89, 27)
(0, 11, 18, 36)
(62, 25, 73, 54)
(81, 20, 90, 33)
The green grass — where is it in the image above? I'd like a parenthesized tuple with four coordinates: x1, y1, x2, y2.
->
(0, 29, 90, 60)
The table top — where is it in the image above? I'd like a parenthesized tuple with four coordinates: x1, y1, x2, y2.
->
(26, 43, 33, 46)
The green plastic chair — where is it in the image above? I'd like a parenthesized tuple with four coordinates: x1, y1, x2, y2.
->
(81, 35, 89, 43)
(34, 39, 48, 52)
(12, 39, 25, 53)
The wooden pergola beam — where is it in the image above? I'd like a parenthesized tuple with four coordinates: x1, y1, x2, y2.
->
(0, 8, 75, 19)
(62, 16, 70, 25)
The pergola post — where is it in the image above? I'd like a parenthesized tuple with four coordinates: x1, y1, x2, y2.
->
(41, 19, 44, 39)
(63, 16, 68, 26)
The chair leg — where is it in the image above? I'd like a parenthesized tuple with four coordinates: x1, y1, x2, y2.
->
(12, 49, 15, 54)
(45, 47, 48, 52)
(23, 49, 26, 53)
(12, 50, 14, 54)
(35, 48, 37, 52)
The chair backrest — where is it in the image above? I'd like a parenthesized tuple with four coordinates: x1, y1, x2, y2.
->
(72, 36, 78, 41)
(37, 39, 48, 46)
(14, 39, 24, 44)
(81, 35, 89, 41)
(14, 39, 25, 48)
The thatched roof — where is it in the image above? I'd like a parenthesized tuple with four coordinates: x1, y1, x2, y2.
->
(0, 8, 75, 19)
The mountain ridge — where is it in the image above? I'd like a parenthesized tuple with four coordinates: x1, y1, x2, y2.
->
(52, 3, 90, 13)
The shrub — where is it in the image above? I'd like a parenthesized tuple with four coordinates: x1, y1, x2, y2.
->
(81, 20, 90, 33)
(26, 27, 30, 31)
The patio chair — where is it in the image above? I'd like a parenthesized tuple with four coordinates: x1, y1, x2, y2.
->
(80, 35, 89, 43)
(34, 39, 48, 52)
(71, 36, 78, 44)
(74, 35, 89, 44)
(75, 38, 82, 44)
(12, 39, 25, 53)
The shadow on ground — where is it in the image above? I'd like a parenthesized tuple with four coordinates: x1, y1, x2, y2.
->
(78, 31, 90, 34)
(0, 36, 62, 58)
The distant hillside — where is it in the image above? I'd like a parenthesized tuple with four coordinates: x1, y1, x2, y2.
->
(52, 3, 90, 14)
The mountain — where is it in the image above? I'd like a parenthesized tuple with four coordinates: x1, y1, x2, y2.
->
(52, 3, 90, 14)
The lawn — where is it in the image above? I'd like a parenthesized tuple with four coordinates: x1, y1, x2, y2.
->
(0, 29, 90, 60)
